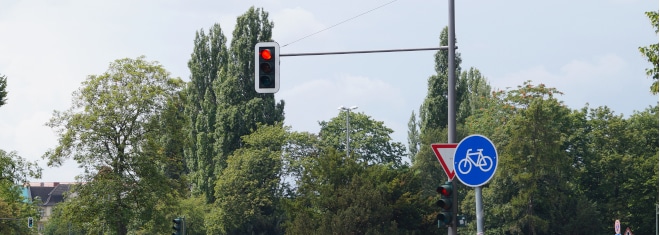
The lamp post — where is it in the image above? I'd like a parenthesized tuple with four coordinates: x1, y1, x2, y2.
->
(338, 105, 358, 158)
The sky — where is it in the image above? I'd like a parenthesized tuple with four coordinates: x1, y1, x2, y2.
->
(0, 0, 658, 183)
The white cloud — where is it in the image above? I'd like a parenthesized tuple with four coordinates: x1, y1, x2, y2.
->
(493, 54, 655, 115)
(272, 7, 327, 47)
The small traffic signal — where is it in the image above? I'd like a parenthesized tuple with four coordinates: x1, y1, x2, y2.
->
(254, 41, 280, 93)
(172, 217, 184, 235)
(436, 181, 453, 226)
(27, 217, 33, 228)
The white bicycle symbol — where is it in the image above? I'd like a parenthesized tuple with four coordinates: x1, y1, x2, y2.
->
(457, 148, 493, 174)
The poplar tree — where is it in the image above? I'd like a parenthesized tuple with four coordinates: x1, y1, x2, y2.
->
(184, 23, 229, 202)
(213, 6, 285, 199)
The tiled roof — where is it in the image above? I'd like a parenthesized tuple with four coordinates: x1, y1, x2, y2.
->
(29, 183, 73, 206)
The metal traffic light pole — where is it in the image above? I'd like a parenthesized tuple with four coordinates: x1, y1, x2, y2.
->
(447, 0, 458, 234)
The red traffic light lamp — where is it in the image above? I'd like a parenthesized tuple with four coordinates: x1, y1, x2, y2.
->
(260, 49, 273, 60)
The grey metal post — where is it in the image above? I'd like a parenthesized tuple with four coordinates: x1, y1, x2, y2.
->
(346, 110, 350, 158)
(339, 106, 357, 158)
(447, 0, 457, 234)
(476, 186, 484, 234)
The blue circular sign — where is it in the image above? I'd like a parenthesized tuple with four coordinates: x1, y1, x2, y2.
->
(453, 134, 498, 187)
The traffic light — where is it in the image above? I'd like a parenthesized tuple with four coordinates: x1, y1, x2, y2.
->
(27, 217, 33, 228)
(254, 41, 280, 93)
(436, 181, 453, 226)
(172, 217, 184, 235)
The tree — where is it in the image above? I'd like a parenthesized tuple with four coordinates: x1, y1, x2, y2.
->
(494, 83, 572, 234)
(407, 111, 420, 162)
(149, 89, 188, 192)
(319, 111, 406, 166)
(43, 56, 184, 235)
(419, 26, 462, 133)
(284, 147, 401, 235)
(212, 7, 285, 205)
(639, 11, 659, 94)
(0, 149, 41, 235)
(206, 124, 286, 235)
(43, 206, 87, 235)
(0, 74, 7, 107)
(132, 89, 191, 234)
(568, 105, 658, 233)
(456, 67, 491, 123)
(184, 23, 229, 202)
(621, 106, 658, 234)
(285, 112, 426, 234)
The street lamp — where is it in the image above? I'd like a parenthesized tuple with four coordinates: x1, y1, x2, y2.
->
(338, 105, 358, 158)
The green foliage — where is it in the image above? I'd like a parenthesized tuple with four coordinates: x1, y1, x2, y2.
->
(457, 67, 492, 123)
(419, 27, 462, 133)
(639, 11, 659, 94)
(0, 74, 7, 107)
(495, 82, 575, 234)
(206, 124, 286, 235)
(407, 111, 420, 161)
(460, 82, 657, 234)
(319, 111, 406, 166)
(184, 23, 229, 202)
(285, 111, 431, 234)
(0, 150, 42, 185)
(567, 105, 659, 234)
(284, 148, 403, 235)
(43, 206, 87, 234)
(183, 7, 289, 231)
(0, 150, 41, 235)
(43, 56, 184, 235)
(214, 7, 285, 163)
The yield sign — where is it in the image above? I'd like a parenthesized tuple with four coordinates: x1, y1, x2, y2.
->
(431, 143, 458, 180)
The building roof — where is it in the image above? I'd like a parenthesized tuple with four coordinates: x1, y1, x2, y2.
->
(28, 182, 73, 206)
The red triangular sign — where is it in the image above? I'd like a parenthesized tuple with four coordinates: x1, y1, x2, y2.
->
(431, 143, 458, 180)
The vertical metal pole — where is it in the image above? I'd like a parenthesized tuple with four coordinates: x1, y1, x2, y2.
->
(346, 111, 350, 158)
(447, 0, 457, 234)
(476, 186, 484, 234)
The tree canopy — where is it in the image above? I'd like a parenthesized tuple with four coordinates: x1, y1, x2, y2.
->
(43, 56, 184, 235)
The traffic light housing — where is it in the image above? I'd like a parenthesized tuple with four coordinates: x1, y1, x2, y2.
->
(436, 181, 453, 226)
(172, 217, 184, 235)
(27, 217, 33, 228)
(254, 41, 280, 93)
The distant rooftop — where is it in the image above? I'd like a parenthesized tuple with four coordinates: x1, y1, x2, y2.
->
(27, 182, 76, 206)
(28, 182, 76, 187)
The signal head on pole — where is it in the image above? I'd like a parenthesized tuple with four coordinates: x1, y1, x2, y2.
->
(254, 42, 280, 93)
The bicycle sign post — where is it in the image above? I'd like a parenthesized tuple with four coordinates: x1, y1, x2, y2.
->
(453, 134, 498, 187)
(453, 134, 498, 235)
